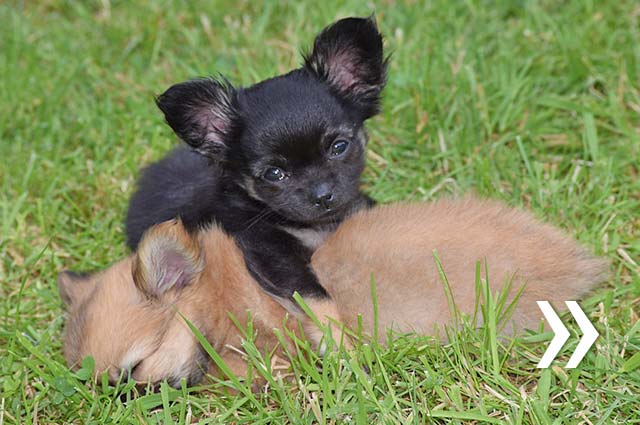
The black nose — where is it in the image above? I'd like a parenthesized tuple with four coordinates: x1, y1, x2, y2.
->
(312, 184, 335, 210)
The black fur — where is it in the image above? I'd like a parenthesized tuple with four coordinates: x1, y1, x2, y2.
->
(126, 17, 386, 301)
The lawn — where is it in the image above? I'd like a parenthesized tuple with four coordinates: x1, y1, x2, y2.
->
(1, 0, 639, 423)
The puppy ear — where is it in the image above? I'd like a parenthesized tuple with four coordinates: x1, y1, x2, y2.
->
(58, 271, 96, 307)
(133, 219, 203, 298)
(304, 16, 388, 118)
(156, 77, 237, 161)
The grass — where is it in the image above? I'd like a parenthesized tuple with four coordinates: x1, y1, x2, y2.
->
(1, 0, 639, 422)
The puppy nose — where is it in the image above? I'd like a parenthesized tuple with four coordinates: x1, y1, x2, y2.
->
(312, 184, 335, 210)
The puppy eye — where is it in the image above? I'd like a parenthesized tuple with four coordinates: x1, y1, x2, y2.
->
(329, 139, 349, 157)
(263, 167, 287, 182)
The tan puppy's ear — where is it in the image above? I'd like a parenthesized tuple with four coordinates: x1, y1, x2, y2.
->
(58, 270, 96, 307)
(133, 219, 203, 298)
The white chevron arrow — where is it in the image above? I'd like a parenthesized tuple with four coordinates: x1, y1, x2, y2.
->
(536, 301, 598, 368)
(537, 301, 570, 368)
(565, 301, 599, 368)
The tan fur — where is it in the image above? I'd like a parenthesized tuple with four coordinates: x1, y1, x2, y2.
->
(313, 198, 609, 339)
(61, 226, 299, 384)
(303, 299, 351, 352)
(61, 258, 172, 381)
(60, 197, 608, 384)
(191, 228, 302, 378)
(132, 219, 203, 298)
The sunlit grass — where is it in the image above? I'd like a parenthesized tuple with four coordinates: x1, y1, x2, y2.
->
(1, 0, 639, 422)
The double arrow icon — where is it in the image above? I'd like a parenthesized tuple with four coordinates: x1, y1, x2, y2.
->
(537, 301, 598, 368)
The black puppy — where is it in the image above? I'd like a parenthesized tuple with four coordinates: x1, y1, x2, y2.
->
(126, 17, 387, 314)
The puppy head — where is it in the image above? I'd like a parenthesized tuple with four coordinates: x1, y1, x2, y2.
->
(58, 220, 209, 387)
(156, 17, 387, 224)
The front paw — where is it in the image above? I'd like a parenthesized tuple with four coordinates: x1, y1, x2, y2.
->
(299, 297, 352, 354)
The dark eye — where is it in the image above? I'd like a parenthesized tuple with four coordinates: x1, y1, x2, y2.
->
(263, 167, 286, 182)
(329, 139, 349, 157)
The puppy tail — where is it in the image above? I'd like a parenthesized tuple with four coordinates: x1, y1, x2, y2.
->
(508, 246, 610, 335)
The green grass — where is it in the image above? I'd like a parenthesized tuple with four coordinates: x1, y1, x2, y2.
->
(1, 0, 640, 423)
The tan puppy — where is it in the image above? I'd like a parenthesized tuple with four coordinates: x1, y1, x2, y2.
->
(58, 198, 608, 386)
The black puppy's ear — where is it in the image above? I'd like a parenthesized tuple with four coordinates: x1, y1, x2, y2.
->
(133, 219, 203, 299)
(156, 78, 237, 160)
(58, 271, 96, 307)
(304, 16, 388, 118)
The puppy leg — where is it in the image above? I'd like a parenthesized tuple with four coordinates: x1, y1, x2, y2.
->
(303, 298, 352, 353)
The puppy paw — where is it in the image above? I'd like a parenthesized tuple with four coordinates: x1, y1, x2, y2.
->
(302, 298, 352, 353)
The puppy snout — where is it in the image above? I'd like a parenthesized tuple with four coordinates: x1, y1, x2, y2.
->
(312, 184, 335, 210)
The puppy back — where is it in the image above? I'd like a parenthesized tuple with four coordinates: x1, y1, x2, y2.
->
(313, 197, 608, 337)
